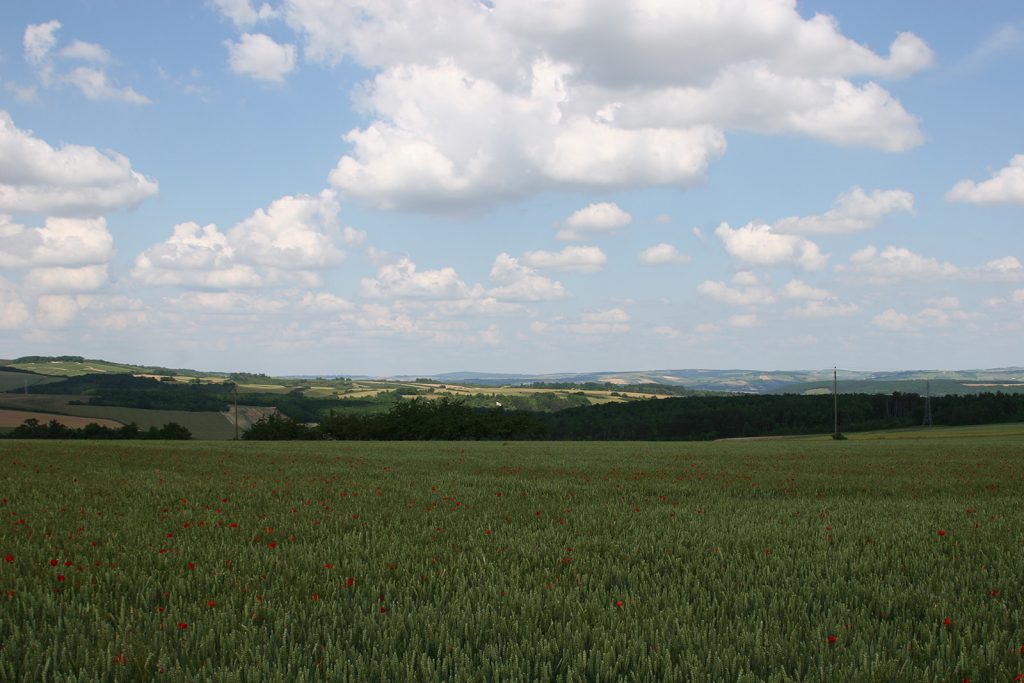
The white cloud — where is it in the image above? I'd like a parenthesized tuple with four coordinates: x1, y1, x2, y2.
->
(58, 40, 111, 64)
(947, 155, 1024, 204)
(840, 245, 959, 283)
(342, 226, 367, 245)
(773, 187, 914, 234)
(132, 222, 262, 289)
(655, 214, 672, 224)
(488, 253, 567, 302)
(566, 308, 631, 335)
(781, 279, 829, 300)
(34, 294, 79, 328)
(226, 33, 296, 83)
(638, 243, 690, 265)
(300, 291, 354, 312)
(24, 264, 108, 293)
(24, 21, 61, 68)
(695, 323, 720, 334)
(0, 216, 112, 268)
(65, 67, 151, 104)
(982, 256, 1024, 280)
(558, 202, 632, 240)
(715, 222, 828, 270)
(306, 0, 928, 210)
(210, 0, 277, 26)
(521, 245, 607, 272)
(697, 280, 776, 306)
(788, 301, 859, 318)
(23, 22, 150, 103)
(928, 296, 961, 310)
(0, 111, 158, 215)
(652, 325, 680, 338)
(0, 277, 30, 329)
(872, 306, 955, 332)
(361, 258, 477, 300)
(228, 191, 346, 268)
(729, 314, 760, 328)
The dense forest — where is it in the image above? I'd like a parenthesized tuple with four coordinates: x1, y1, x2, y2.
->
(242, 391, 1024, 441)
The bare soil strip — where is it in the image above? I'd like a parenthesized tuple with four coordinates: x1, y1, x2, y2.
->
(0, 409, 123, 429)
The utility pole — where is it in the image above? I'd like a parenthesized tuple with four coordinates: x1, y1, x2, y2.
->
(923, 380, 933, 427)
(233, 384, 239, 440)
(833, 366, 839, 438)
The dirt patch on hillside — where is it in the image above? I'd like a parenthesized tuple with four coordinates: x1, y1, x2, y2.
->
(221, 405, 279, 432)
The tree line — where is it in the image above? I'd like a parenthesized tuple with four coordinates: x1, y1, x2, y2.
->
(242, 391, 1024, 441)
(4, 419, 192, 440)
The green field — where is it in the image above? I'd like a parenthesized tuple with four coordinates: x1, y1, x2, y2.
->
(0, 371, 63, 393)
(1, 436, 1022, 681)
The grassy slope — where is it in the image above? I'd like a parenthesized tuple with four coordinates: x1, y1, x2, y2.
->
(0, 370, 63, 392)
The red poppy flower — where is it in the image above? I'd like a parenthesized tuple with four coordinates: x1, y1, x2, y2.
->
(187, 562, 196, 570)
(3, 554, 12, 563)
(57, 575, 65, 582)
(166, 533, 173, 538)
(379, 606, 386, 613)
(938, 530, 946, 536)
(346, 577, 355, 587)
(324, 563, 334, 569)
(943, 617, 951, 626)
(268, 541, 277, 549)
(207, 600, 216, 607)
(312, 593, 319, 601)
(484, 529, 492, 535)
(1014, 675, 1022, 682)
(113, 655, 126, 665)
(229, 522, 238, 528)
(827, 635, 837, 644)
(991, 589, 1000, 597)
(63, 560, 72, 567)
(50, 559, 58, 567)
(178, 623, 187, 630)
(615, 600, 624, 608)
(379, 594, 385, 601)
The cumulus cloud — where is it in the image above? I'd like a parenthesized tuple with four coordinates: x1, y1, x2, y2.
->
(0, 216, 113, 268)
(361, 257, 478, 300)
(946, 155, 1024, 204)
(565, 308, 630, 335)
(488, 253, 567, 302)
(226, 33, 296, 82)
(558, 202, 632, 240)
(210, 0, 277, 26)
(34, 294, 79, 328)
(872, 306, 958, 332)
(24, 264, 109, 293)
(0, 277, 30, 329)
(697, 280, 776, 306)
(0, 111, 158, 215)
(788, 301, 859, 318)
(729, 314, 760, 328)
(638, 243, 691, 265)
(715, 222, 828, 270)
(23, 21, 150, 103)
(228, 191, 345, 268)
(781, 279, 829, 300)
(773, 187, 914, 234)
(521, 245, 607, 272)
(294, 1, 928, 210)
(133, 222, 262, 289)
(839, 245, 959, 283)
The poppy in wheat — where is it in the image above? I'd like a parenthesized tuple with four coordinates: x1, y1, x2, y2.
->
(56, 575, 65, 582)
(313, 593, 319, 601)
(346, 577, 355, 587)
(379, 606, 386, 613)
(943, 617, 951, 626)
(324, 563, 334, 569)
(188, 562, 196, 570)
(178, 623, 187, 630)
(113, 655, 125, 665)
(938, 530, 946, 536)
(1014, 674, 1022, 682)
(615, 600, 624, 608)
(207, 600, 216, 607)
(3, 554, 12, 563)
(268, 541, 277, 549)
(50, 559, 58, 566)
(63, 560, 72, 567)
(827, 635, 837, 644)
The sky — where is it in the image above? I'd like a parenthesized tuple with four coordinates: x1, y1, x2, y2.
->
(0, 1, 1022, 376)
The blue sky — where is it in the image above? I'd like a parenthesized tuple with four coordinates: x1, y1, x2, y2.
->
(1, 1, 1022, 376)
